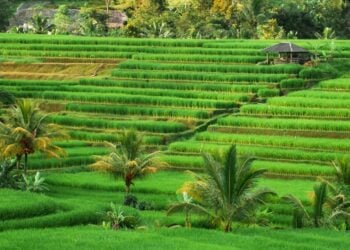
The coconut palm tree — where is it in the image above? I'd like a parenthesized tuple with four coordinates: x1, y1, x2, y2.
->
(282, 194, 310, 228)
(326, 157, 350, 229)
(31, 14, 55, 34)
(0, 99, 66, 174)
(240, 0, 269, 38)
(167, 192, 212, 228)
(283, 182, 328, 228)
(284, 158, 350, 230)
(90, 130, 166, 194)
(181, 145, 275, 232)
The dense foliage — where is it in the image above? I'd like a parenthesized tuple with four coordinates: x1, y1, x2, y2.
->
(4, 0, 350, 38)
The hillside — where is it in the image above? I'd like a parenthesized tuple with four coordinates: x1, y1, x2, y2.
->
(1, 33, 350, 248)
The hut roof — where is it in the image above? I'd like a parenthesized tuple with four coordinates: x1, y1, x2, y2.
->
(263, 42, 309, 53)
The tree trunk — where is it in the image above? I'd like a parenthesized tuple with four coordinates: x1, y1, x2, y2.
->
(346, 220, 350, 231)
(224, 220, 232, 232)
(105, 0, 110, 14)
(125, 183, 131, 194)
(24, 153, 28, 175)
(314, 216, 320, 228)
(185, 210, 191, 228)
(16, 154, 22, 170)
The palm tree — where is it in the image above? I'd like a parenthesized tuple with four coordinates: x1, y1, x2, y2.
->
(90, 130, 166, 194)
(31, 14, 55, 34)
(240, 0, 269, 38)
(333, 157, 350, 187)
(313, 182, 328, 227)
(181, 145, 275, 232)
(284, 158, 350, 230)
(282, 194, 310, 228)
(326, 157, 350, 229)
(282, 182, 328, 228)
(0, 99, 66, 174)
(167, 192, 212, 228)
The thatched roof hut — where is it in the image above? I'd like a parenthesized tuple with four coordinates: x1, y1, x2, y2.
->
(263, 42, 311, 64)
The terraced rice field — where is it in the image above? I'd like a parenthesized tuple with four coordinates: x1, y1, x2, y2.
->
(167, 75, 350, 178)
(1, 34, 350, 235)
(0, 34, 311, 172)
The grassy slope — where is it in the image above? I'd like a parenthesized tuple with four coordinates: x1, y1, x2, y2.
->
(1, 34, 349, 247)
(0, 171, 316, 232)
(1, 226, 349, 250)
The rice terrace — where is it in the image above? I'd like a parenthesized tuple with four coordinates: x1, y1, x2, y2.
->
(1, 1, 350, 249)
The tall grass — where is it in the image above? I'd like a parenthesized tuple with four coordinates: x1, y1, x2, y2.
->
(317, 78, 350, 90)
(168, 141, 343, 162)
(241, 104, 350, 119)
(217, 116, 350, 132)
(0, 50, 133, 59)
(48, 115, 188, 133)
(119, 60, 302, 74)
(289, 90, 350, 100)
(68, 130, 164, 145)
(11, 90, 236, 109)
(0, 189, 59, 220)
(79, 79, 269, 93)
(8, 84, 250, 102)
(132, 53, 265, 63)
(195, 131, 350, 152)
(267, 97, 350, 109)
(112, 69, 288, 82)
(0, 43, 266, 56)
(251, 160, 335, 176)
(66, 103, 213, 119)
(0, 34, 204, 47)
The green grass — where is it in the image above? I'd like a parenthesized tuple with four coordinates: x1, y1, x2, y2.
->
(195, 131, 350, 152)
(11, 90, 236, 109)
(241, 104, 350, 119)
(45, 171, 190, 195)
(1, 226, 349, 250)
(118, 60, 302, 74)
(0, 189, 59, 220)
(112, 69, 288, 83)
(217, 116, 350, 132)
(47, 115, 188, 133)
(169, 141, 343, 162)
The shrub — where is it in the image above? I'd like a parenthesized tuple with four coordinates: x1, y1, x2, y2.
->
(299, 64, 339, 80)
(0, 159, 19, 189)
(124, 194, 138, 208)
(102, 203, 141, 230)
(138, 201, 155, 211)
(21, 172, 49, 193)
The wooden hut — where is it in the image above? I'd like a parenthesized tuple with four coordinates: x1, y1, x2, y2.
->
(263, 42, 311, 64)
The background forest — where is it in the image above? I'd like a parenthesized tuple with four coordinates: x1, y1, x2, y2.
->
(0, 0, 350, 39)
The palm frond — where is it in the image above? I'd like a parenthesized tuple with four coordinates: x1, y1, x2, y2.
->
(282, 194, 310, 219)
(235, 167, 267, 200)
(224, 145, 236, 205)
(313, 182, 328, 223)
(203, 153, 225, 202)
